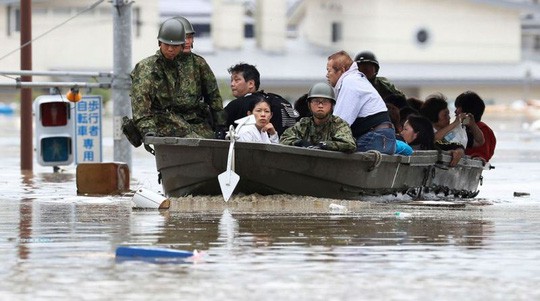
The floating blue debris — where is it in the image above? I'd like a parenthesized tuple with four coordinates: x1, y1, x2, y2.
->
(115, 246, 200, 263)
(0, 104, 14, 115)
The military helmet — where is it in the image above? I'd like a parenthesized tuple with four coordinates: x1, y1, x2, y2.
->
(157, 18, 185, 45)
(307, 82, 336, 104)
(174, 16, 195, 35)
(355, 51, 380, 71)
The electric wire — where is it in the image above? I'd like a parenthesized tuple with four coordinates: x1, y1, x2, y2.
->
(0, 0, 106, 64)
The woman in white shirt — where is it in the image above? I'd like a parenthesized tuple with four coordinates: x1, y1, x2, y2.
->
(236, 97, 279, 144)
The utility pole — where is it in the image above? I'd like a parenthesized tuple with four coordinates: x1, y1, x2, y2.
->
(112, 0, 133, 170)
(20, 0, 32, 171)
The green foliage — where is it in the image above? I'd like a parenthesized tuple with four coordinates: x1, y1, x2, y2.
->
(217, 79, 232, 106)
(88, 88, 111, 104)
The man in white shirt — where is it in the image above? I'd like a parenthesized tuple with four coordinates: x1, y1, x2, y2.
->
(326, 50, 396, 154)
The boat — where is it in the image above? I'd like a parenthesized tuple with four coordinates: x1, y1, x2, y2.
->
(144, 137, 485, 200)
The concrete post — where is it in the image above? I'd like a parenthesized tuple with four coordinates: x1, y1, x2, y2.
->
(256, 0, 286, 53)
(112, 0, 133, 170)
(212, 0, 244, 50)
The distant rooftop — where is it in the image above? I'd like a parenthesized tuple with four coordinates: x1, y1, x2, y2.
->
(160, 0, 213, 17)
(194, 37, 540, 89)
(160, 0, 302, 20)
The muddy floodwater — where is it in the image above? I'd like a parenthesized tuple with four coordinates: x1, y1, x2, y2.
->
(0, 113, 539, 300)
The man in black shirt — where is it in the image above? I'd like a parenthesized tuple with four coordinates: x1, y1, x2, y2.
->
(224, 63, 297, 136)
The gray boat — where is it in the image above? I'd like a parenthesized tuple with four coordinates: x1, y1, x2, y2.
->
(144, 137, 485, 200)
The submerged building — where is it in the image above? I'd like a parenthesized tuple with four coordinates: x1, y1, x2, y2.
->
(1, 0, 540, 105)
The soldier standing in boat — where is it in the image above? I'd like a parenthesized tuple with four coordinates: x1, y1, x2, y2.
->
(130, 18, 221, 139)
(174, 16, 226, 138)
(355, 50, 405, 101)
(280, 82, 356, 153)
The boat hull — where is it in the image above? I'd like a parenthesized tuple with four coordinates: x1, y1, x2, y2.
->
(145, 137, 485, 200)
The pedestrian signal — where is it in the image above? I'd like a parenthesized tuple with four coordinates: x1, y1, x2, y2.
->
(34, 95, 75, 166)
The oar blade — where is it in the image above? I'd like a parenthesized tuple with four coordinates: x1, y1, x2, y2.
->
(218, 170, 240, 202)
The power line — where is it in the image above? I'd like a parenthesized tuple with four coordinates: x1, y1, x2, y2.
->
(0, 0, 106, 63)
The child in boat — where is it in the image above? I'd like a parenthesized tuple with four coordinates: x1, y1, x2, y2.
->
(454, 91, 496, 163)
(401, 114, 465, 167)
(235, 97, 279, 144)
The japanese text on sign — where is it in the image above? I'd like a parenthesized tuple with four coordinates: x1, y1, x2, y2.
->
(75, 96, 102, 163)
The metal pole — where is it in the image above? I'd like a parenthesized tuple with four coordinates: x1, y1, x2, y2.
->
(112, 0, 133, 170)
(0, 82, 111, 89)
(20, 0, 32, 171)
(0, 82, 112, 89)
(0, 70, 113, 78)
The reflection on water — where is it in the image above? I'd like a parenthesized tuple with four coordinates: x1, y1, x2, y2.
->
(0, 113, 540, 300)
(1, 173, 539, 300)
(155, 206, 488, 252)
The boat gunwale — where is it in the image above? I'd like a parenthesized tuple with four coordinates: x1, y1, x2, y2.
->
(145, 137, 484, 168)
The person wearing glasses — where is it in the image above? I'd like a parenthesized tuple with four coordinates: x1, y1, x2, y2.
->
(280, 82, 356, 153)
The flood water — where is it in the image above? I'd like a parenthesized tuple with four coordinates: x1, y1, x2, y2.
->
(1, 112, 540, 300)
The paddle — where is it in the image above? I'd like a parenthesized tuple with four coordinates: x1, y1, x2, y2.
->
(217, 116, 255, 202)
(218, 129, 240, 202)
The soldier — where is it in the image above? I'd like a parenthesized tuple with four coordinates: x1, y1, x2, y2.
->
(174, 16, 226, 137)
(280, 82, 356, 153)
(130, 18, 218, 139)
(355, 51, 405, 100)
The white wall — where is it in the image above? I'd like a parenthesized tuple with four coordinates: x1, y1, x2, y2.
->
(302, 0, 521, 63)
(211, 0, 244, 50)
(417, 85, 540, 105)
(0, 5, 20, 78)
(256, 0, 287, 53)
(0, 0, 159, 84)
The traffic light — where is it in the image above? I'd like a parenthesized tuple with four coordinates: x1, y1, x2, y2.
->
(34, 95, 75, 166)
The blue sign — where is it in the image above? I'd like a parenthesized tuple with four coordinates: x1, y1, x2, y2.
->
(74, 96, 102, 164)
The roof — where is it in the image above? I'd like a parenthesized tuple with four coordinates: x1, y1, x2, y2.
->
(387, 61, 540, 86)
(159, 0, 213, 17)
(160, 0, 303, 19)
(469, 0, 540, 12)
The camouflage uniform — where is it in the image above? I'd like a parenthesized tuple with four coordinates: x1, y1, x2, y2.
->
(372, 77, 405, 100)
(177, 52, 226, 134)
(280, 115, 357, 153)
(130, 50, 223, 138)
